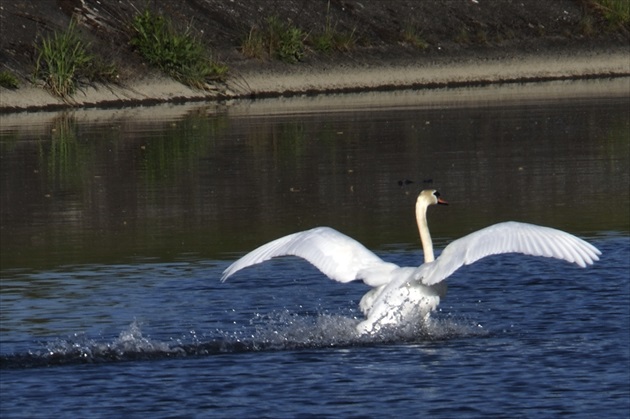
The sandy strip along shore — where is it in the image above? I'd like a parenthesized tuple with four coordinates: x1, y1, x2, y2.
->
(0, 47, 628, 114)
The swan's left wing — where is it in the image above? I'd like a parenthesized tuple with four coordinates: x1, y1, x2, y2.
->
(221, 226, 398, 286)
(418, 221, 601, 286)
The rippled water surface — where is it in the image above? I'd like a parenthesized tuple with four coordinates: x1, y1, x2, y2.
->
(1, 80, 629, 418)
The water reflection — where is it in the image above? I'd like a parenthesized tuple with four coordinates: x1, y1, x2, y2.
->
(1, 80, 629, 271)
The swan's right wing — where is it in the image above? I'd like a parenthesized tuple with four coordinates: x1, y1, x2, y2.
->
(221, 227, 398, 286)
(419, 221, 601, 286)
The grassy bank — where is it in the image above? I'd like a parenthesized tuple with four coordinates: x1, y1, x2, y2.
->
(0, 0, 627, 107)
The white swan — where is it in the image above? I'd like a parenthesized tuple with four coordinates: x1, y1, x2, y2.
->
(221, 190, 601, 334)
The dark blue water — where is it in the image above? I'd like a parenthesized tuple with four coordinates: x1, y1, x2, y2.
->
(1, 82, 629, 417)
(1, 236, 628, 417)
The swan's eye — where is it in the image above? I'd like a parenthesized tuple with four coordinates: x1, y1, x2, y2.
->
(433, 191, 441, 198)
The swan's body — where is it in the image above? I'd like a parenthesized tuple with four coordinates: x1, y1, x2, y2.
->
(222, 190, 601, 334)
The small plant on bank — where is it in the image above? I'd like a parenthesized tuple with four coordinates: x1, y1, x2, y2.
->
(241, 26, 266, 59)
(580, 0, 628, 34)
(241, 16, 306, 63)
(267, 16, 305, 63)
(0, 70, 19, 88)
(33, 19, 116, 98)
(401, 20, 429, 50)
(593, 0, 630, 29)
(34, 19, 94, 97)
(310, 1, 357, 53)
(130, 9, 227, 89)
(311, 20, 357, 53)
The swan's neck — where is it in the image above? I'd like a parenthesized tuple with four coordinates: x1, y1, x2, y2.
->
(416, 201, 434, 263)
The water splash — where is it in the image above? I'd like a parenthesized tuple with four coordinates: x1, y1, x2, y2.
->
(0, 313, 484, 369)
(0, 320, 184, 368)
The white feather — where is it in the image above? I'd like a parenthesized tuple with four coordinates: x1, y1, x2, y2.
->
(221, 226, 398, 286)
(417, 222, 601, 286)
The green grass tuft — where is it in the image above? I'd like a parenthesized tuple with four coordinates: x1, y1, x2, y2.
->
(130, 9, 227, 88)
(596, 0, 630, 29)
(266, 16, 305, 63)
(0, 70, 19, 89)
(241, 16, 306, 63)
(33, 19, 117, 98)
(583, 0, 630, 32)
(310, 1, 357, 53)
(34, 19, 94, 97)
(401, 21, 429, 50)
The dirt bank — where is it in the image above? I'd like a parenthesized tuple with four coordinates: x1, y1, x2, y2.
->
(1, 0, 629, 113)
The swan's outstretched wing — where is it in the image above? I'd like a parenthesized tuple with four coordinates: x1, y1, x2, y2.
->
(221, 227, 398, 286)
(418, 221, 601, 286)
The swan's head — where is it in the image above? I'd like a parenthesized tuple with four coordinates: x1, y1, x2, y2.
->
(417, 189, 448, 207)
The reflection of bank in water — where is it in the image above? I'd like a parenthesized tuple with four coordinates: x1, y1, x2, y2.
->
(0, 81, 628, 273)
